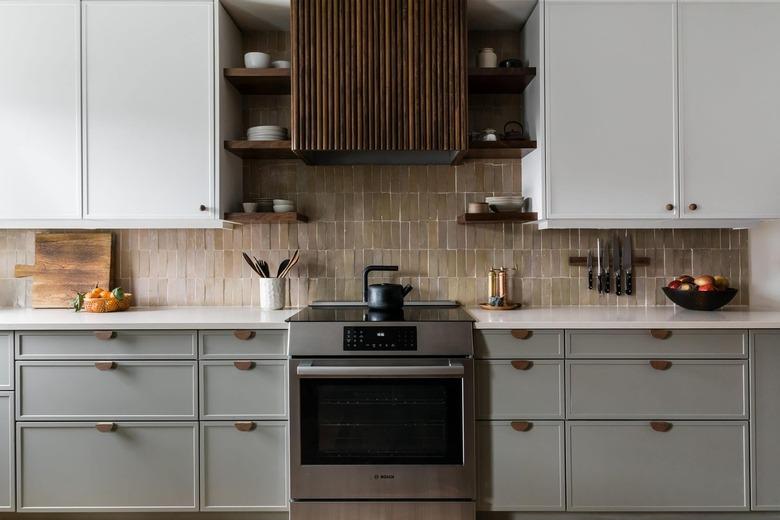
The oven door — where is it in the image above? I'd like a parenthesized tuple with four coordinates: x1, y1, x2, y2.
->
(289, 358, 475, 500)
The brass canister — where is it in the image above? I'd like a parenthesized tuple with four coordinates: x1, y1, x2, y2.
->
(488, 268, 499, 300)
(497, 269, 509, 303)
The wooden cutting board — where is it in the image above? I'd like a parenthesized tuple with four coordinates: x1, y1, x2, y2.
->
(15, 232, 114, 308)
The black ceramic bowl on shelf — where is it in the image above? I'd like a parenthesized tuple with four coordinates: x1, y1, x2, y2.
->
(662, 287, 738, 311)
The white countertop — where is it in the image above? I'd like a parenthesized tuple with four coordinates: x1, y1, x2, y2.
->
(1, 306, 779, 331)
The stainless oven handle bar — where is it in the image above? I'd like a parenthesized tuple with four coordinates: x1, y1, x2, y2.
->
(296, 361, 465, 378)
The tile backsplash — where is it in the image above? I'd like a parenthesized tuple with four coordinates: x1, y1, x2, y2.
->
(0, 159, 749, 308)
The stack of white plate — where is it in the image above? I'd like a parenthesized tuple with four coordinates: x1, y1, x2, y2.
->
(485, 195, 525, 212)
(247, 126, 288, 141)
(273, 199, 296, 213)
(257, 198, 274, 212)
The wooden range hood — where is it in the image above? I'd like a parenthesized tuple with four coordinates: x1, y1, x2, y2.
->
(291, 0, 468, 165)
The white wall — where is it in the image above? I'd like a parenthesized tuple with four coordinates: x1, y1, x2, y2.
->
(750, 221, 780, 309)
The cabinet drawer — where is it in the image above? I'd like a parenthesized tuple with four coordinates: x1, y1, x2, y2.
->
(567, 421, 749, 511)
(199, 330, 287, 359)
(17, 421, 198, 512)
(200, 361, 287, 420)
(0, 334, 11, 390)
(477, 421, 564, 511)
(567, 360, 748, 419)
(476, 360, 563, 419)
(566, 329, 747, 358)
(17, 361, 197, 420)
(201, 421, 288, 511)
(0, 393, 13, 512)
(15, 330, 196, 360)
(475, 330, 563, 359)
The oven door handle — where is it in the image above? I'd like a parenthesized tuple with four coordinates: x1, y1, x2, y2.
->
(296, 361, 465, 378)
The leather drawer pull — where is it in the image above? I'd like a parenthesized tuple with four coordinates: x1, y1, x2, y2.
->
(96, 422, 117, 433)
(511, 421, 533, 432)
(94, 331, 116, 341)
(233, 360, 256, 370)
(650, 360, 672, 370)
(511, 360, 534, 370)
(650, 421, 673, 432)
(95, 361, 117, 371)
(511, 329, 533, 340)
(234, 421, 256, 432)
(233, 330, 256, 341)
(650, 329, 672, 340)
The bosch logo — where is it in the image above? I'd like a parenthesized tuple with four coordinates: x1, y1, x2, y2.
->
(373, 474, 395, 480)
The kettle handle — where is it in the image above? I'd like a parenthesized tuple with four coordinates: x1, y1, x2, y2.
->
(363, 265, 399, 302)
(402, 284, 414, 297)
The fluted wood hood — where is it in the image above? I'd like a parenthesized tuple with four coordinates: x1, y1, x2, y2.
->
(291, 0, 468, 165)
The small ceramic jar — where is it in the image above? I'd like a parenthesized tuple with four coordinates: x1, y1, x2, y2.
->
(478, 47, 498, 68)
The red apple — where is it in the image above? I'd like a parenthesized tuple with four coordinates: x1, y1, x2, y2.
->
(698, 284, 717, 292)
(694, 275, 716, 287)
(676, 275, 695, 284)
(667, 280, 683, 289)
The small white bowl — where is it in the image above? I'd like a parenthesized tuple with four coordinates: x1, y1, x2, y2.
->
(242, 202, 259, 213)
(273, 199, 294, 205)
(274, 206, 296, 213)
(271, 60, 290, 68)
(244, 52, 271, 69)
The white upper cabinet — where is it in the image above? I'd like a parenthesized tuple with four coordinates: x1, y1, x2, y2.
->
(0, 0, 82, 220)
(82, 0, 214, 220)
(544, 0, 678, 220)
(679, 0, 780, 219)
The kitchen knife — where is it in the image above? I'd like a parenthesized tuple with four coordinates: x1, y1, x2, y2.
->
(623, 233, 634, 296)
(604, 239, 611, 294)
(596, 239, 603, 294)
(587, 251, 594, 290)
(613, 234, 622, 296)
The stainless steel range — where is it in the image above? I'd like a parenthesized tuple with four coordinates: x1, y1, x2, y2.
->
(287, 306, 476, 520)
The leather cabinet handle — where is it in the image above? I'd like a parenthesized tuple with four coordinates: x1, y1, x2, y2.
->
(233, 330, 256, 341)
(650, 421, 673, 432)
(94, 331, 116, 341)
(511, 421, 533, 432)
(233, 360, 256, 370)
(650, 360, 672, 371)
(234, 421, 256, 432)
(511, 329, 533, 340)
(650, 329, 672, 340)
(95, 361, 117, 371)
(96, 422, 118, 432)
(511, 360, 533, 370)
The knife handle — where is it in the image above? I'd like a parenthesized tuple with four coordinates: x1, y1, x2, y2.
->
(597, 273, 603, 294)
(626, 272, 633, 296)
(605, 270, 611, 294)
(588, 269, 593, 290)
(615, 270, 622, 296)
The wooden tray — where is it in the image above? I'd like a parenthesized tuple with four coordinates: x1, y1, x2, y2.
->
(479, 303, 521, 311)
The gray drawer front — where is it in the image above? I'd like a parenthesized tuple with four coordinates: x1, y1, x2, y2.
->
(567, 360, 748, 419)
(0, 393, 13, 512)
(15, 331, 196, 360)
(199, 330, 287, 359)
(0, 334, 11, 391)
(17, 361, 197, 420)
(567, 421, 749, 511)
(566, 330, 748, 358)
(477, 421, 564, 511)
(475, 330, 563, 359)
(476, 360, 564, 420)
(200, 421, 288, 511)
(17, 422, 198, 512)
(200, 361, 287, 420)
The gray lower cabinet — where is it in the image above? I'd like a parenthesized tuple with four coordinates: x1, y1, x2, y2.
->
(200, 421, 288, 511)
(566, 329, 748, 358)
(16, 360, 197, 420)
(15, 330, 197, 360)
(476, 360, 563, 419)
(0, 392, 13, 512)
(0, 333, 12, 391)
(475, 330, 564, 359)
(567, 421, 749, 511)
(477, 420, 564, 511)
(751, 331, 780, 510)
(199, 360, 287, 420)
(17, 421, 198, 512)
(566, 359, 748, 419)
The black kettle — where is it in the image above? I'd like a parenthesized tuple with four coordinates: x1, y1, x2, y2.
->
(363, 265, 413, 310)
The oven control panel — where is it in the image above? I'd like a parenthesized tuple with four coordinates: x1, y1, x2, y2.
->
(343, 326, 417, 351)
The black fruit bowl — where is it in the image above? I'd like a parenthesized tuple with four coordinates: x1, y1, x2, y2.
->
(662, 287, 738, 311)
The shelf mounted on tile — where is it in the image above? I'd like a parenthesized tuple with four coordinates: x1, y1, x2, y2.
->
(457, 212, 538, 225)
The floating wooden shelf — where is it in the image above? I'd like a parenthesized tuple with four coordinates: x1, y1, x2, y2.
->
(224, 212, 308, 224)
(468, 67, 536, 94)
(464, 140, 537, 160)
(224, 140, 297, 160)
(223, 68, 291, 95)
(457, 212, 538, 225)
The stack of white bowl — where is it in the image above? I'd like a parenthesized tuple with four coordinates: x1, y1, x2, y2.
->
(257, 198, 274, 212)
(485, 195, 525, 212)
(273, 199, 296, 213)
(247, 126, 288, 141)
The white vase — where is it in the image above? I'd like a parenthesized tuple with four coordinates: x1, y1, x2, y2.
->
(478, 47, 498, 68)
(259, 278, 286, 310)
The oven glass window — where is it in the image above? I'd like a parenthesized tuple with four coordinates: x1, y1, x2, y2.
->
(300, 378, 463, 465)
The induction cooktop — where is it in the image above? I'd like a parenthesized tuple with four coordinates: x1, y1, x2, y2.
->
(286, 306, 475, 323)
